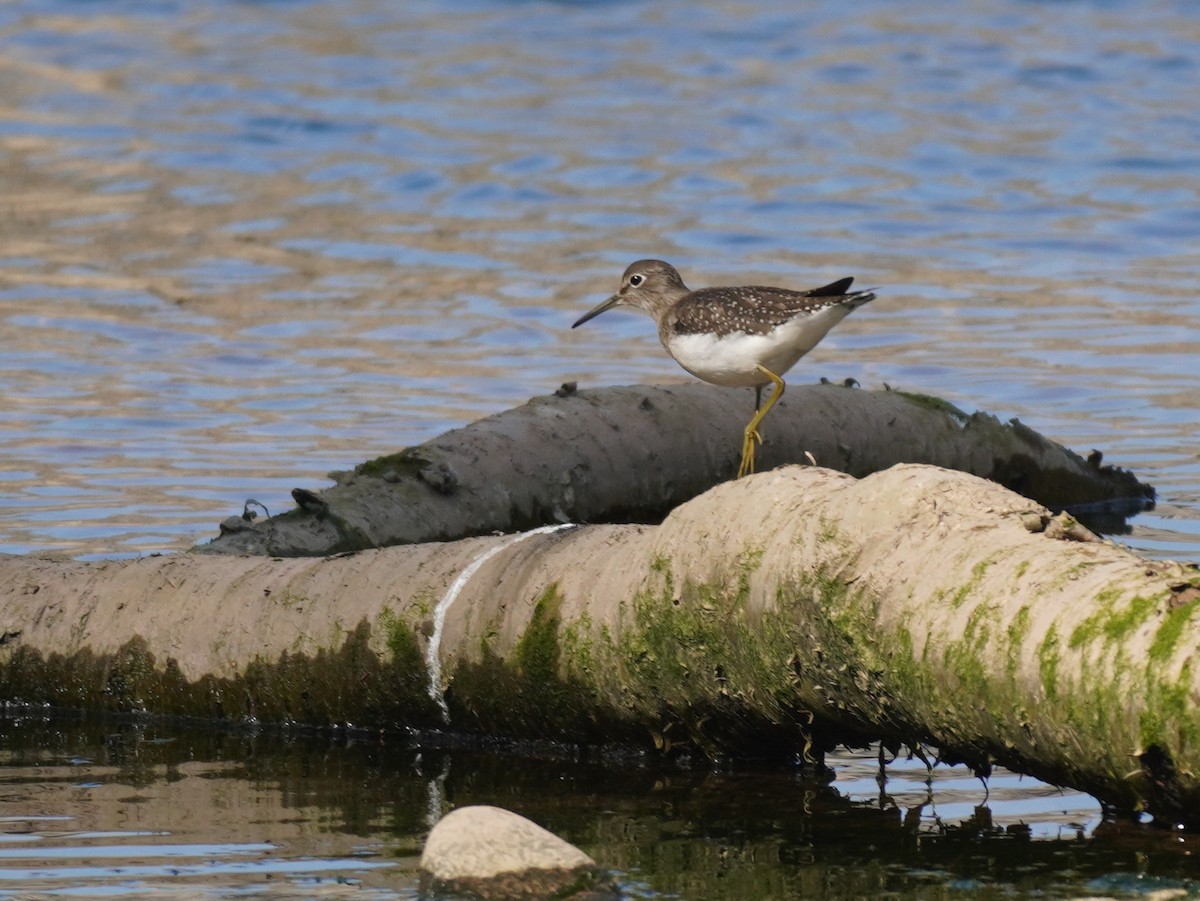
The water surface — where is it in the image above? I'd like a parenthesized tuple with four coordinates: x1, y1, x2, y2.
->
(4, 717, 1198, 900)
(0, 0, 1197, 559)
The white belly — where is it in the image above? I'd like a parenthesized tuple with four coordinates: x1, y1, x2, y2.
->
(663, 305, 854, 387)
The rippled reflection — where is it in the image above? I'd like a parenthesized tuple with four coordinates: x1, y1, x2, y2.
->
(0, 0, 1197, 558)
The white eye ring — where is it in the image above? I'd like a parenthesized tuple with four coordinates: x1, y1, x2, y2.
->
(629, 274, 644, 287)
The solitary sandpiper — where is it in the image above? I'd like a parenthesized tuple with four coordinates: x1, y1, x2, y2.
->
(572, 259, 876, 478)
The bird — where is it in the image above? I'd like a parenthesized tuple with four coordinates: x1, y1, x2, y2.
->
(572, 259, 875, 478)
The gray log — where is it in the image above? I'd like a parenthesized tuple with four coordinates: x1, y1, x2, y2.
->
(195, 384, 1152, 557)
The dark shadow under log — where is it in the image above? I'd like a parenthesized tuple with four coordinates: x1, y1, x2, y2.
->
(196, 383, 1153, 557)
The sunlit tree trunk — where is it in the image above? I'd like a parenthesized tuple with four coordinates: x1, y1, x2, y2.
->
(1, 465, 1194, 824)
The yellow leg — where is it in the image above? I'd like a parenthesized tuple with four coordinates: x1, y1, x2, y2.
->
(737, 365, 785, 478)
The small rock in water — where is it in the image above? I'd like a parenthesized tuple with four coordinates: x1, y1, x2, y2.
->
(419, 805, 613, 900)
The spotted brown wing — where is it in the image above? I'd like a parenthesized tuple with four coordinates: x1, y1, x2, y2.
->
(668, 279, 862, 337)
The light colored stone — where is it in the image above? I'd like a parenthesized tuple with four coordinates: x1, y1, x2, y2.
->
(421, 805, 594, 878)
(420, 805, 603, 900)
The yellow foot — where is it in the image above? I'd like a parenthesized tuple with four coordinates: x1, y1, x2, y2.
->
(737, 427, 762, 478)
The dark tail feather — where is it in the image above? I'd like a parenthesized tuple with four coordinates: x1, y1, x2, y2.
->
(808, 277, 855, 297)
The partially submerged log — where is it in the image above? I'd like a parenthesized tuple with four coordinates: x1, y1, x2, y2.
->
(196, 384, 1153, 557)
(1, 465, 1196, 824)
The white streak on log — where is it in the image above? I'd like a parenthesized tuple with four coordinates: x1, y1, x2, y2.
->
(426, 524, 575, 722)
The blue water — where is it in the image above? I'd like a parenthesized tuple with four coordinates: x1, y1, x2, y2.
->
(0, 0, 1197, 559)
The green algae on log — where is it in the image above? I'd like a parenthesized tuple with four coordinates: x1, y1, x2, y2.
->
(1, 464, 1196, 824)
(194, 383, 1153, 557)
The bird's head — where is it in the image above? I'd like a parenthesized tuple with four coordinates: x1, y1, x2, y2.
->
(572, 259, 689, 327)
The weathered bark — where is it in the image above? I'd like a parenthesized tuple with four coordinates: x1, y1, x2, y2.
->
(1, 465, 1196, 823)
(195, 384, 1153, 557)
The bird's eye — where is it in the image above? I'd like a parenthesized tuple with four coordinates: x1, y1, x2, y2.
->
(629, 274, 644, 287)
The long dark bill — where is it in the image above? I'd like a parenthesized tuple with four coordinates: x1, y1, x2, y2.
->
(571, 294, 622, 329)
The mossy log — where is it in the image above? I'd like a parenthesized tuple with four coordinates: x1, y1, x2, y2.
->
(195, 384, 1152, 557)
(1, 464, 1197, 824)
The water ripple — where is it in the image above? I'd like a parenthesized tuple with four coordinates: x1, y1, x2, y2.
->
(0, 0, 1196, 559)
